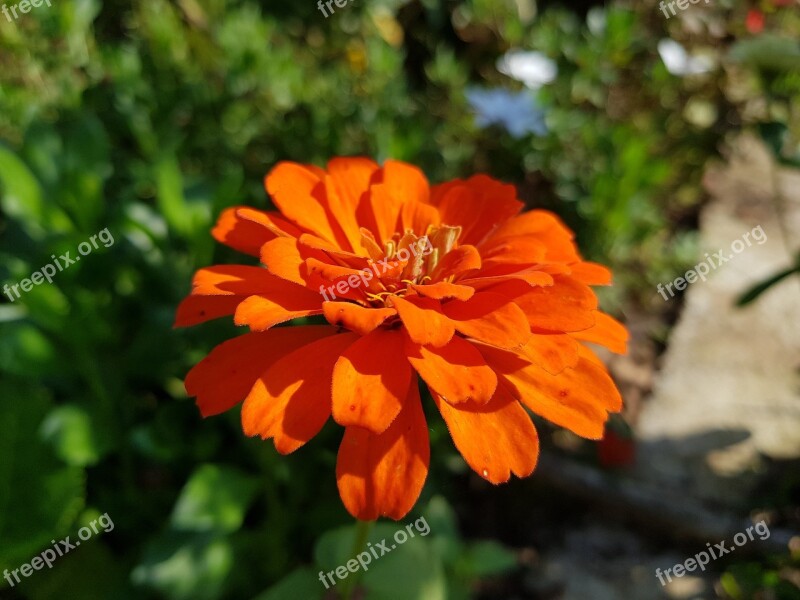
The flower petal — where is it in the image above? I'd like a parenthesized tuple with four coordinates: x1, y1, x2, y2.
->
(187, 326, 335, 417)
(332, 329, 413, 434)
(234, 283, 323, 331)
(174, 295, 247, 327)
(433, 385, 538, 484)
(324, 157, 380, 252)
(367, 183, 405, 247)
(406, 335, 497, 404)
(323, 302, 397, 335)
(260, 237, 325, 287)
(391, 295, 455, 348)
(570, 311, 629, 354)
(241, 332, 358, 454)
(265, 162, 344, 247)
(434, 176, 522, 246)
(431, 245, 482, 282)
(211, 207, 298, 256)
(336, 384, 429, 521)
(480, 345, 621, 439)
(400, 200, 440, 235)
(519, 333, 580, 375)
(487, 210, 580, 262)
(511, 276, 598, 332)
(189, 265, 277, 296)
(379, 160, 430, 205)
(568, 261, 613, 286)
(442, 292, 530, 349)
(410, 282, 475, 301)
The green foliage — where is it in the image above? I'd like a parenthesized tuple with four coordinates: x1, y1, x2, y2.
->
(260, 496, 516, 599)
(1, 0, 797, 598)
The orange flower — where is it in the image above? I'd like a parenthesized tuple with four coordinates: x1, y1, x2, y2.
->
(177, 158, 628, 521)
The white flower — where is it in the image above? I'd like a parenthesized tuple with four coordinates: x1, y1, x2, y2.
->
(496, 50, 558, 89)
(657, 39, 714, 76)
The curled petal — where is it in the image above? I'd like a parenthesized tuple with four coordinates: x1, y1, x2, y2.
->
(323, 302, 396, 335)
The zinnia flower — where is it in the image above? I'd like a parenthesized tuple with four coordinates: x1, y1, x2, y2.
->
(176, 158, 628, 521)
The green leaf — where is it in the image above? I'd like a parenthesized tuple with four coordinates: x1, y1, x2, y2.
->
(422, 496, 463, 565)
(132, 531, 234, 600)
(458, 540, 517, 578)
(314, 523, 447, 600)
(39, 405, 109, 467)
(0, 382, 85, 569)
(0, 144, 45, 231)
(729, 36, 800, 73)
(254, 567, 324, 600)
(362, 535, 447, 600)
(170, 464, 258, 534)
(736, 263, 800, 307)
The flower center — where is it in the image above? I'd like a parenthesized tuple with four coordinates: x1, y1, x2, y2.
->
(360, 224, 462, 307)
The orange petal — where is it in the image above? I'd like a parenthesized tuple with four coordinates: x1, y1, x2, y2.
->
(265, 162, 344, 247)
(570, 311, 629, 354)
(332, 329, 413, 434)
(480, 345, 621, 439)
(410, 281, 475, 301)
(568, 261, 613, 286)
(367, 183, 404, 247)
(487, 210, 580, 262)
(260, 237, 326, 287)
(406, 335, 497, 404)
(400, 200, 440, 235)
(391, 295, 455, 348)
(336, 384, 429, 520)
(512, 276, 598, 332)
(431, 245, 482, 282)
(186, 326, 335, 417)
(460, 269, 554, 290)
(442, 292, 530, 349)
(519, 333, 580, 375)
(234, 283, 323, 331)
(174, 295, 245, 327)
(378, 160, 430, 205)
(189, 265, 277, 296)
(433, 386, 538, 484)
(323, 302, 396, 335)
(435, 176, 522, 245)
(480, 237, 548, 267)
(324, 157, 380, 252)
(211, 207, 293, 256)
(242, 332, 358, 454)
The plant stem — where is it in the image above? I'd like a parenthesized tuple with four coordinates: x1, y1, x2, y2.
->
(340, 518, 374, 600)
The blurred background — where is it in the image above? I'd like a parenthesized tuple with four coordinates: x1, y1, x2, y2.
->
(1, 0, 799, 598)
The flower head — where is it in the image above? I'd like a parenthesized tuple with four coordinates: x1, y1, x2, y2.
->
(177, 158, 628, 521)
